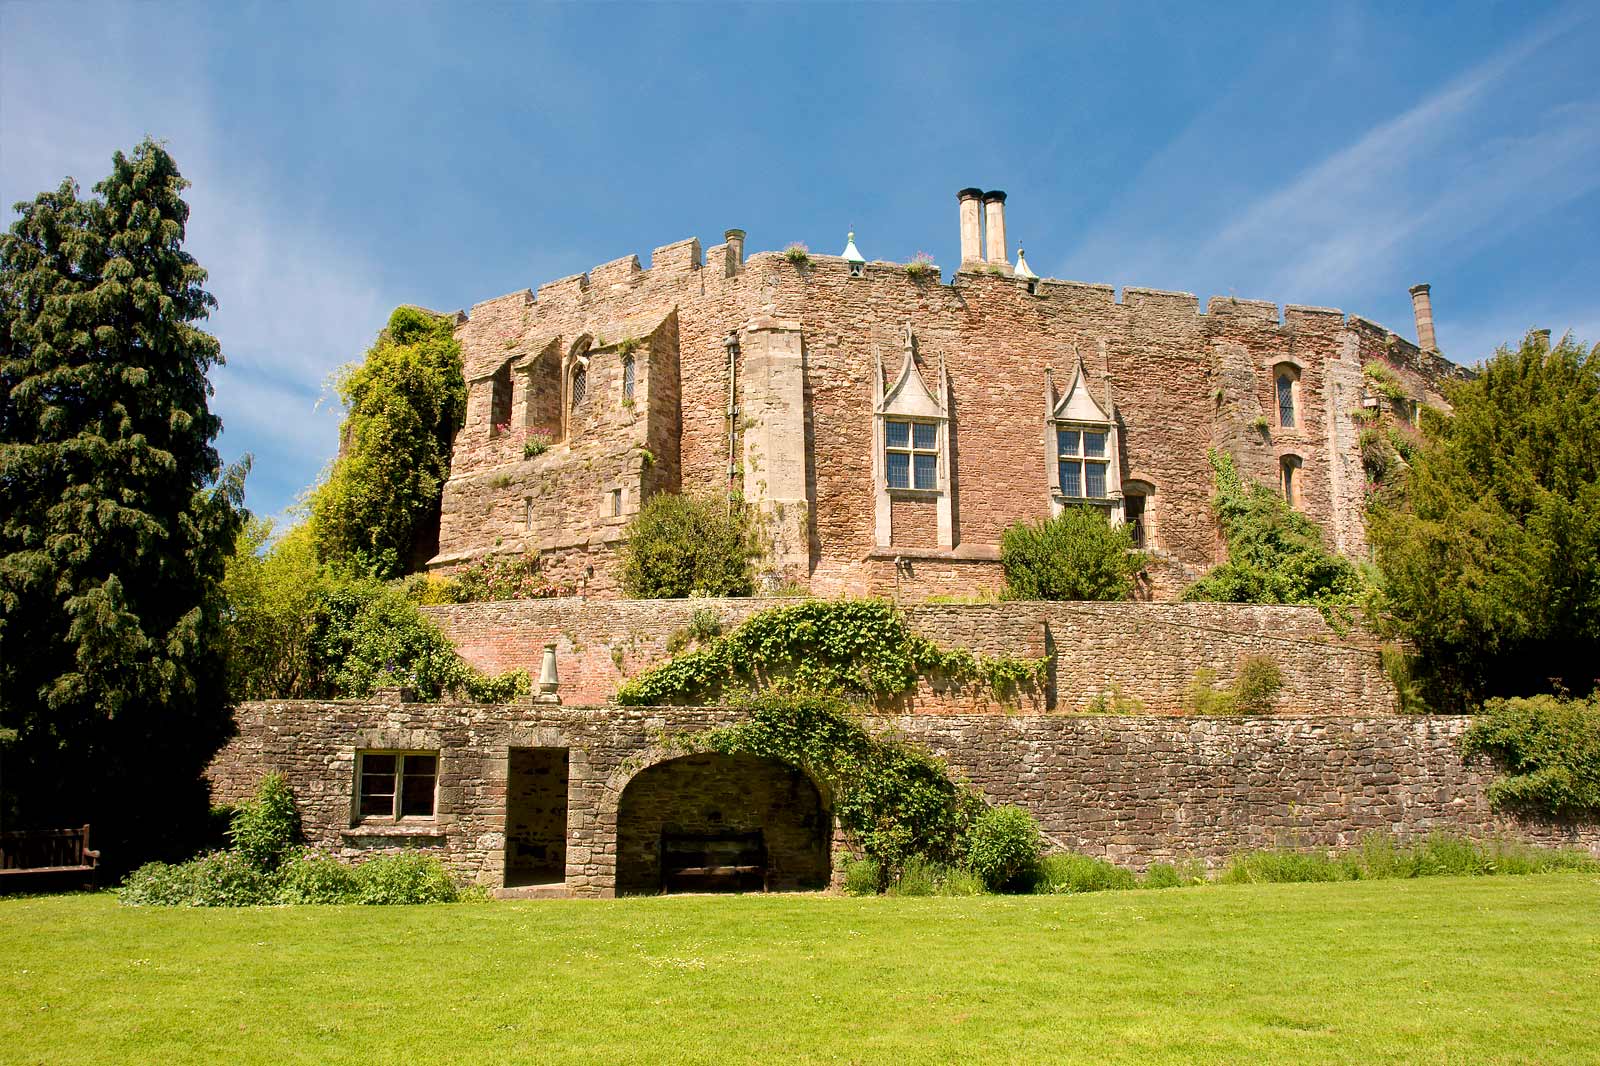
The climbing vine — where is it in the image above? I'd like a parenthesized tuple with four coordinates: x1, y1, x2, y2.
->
(668, 689, 983, 873)
(614, 599, 1046, 705)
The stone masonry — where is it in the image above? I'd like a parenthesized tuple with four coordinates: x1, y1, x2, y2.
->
(420, 598, 1397, 716)
(433, 190, 1467, 598)
(207, 699, 1600, 897)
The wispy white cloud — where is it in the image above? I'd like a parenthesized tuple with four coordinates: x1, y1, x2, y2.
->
(1055, 5, 1600, 318)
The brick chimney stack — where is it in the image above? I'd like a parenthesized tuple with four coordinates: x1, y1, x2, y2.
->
(983, 190, 1008, 265)
(1409, 283, 1438, 352)
(958, 188, 983, 264)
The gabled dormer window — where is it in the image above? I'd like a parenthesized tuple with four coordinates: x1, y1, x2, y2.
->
(1046, 359, 1120, 511)
(872, 323, 954, 549)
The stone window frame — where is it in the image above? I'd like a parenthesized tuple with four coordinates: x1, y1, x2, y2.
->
(1280, 453, 1303, 509)
(353, 749, 439, 825)
(1045, 360, 1122, 520)
(1053, 423, 1113, 502)
(871, 324, 954, 548)
(1268, 356, 1306, 434)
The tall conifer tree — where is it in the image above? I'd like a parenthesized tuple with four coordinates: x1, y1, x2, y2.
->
(0, 140, 244, 868)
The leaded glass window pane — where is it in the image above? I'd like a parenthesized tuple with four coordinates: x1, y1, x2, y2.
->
(887, 451, 910, 489)
(1083, 431, 1107, 458)
(912, 421, 937, 451)
(570, 366, 587, 409)
(622, 355, 635, 402)
(1278, 375, 1295, 427)
(913, 453, 937, 490)
(1085, 461, 1108, 498)
(1059, 461, 1081, 497)
(1057, 429, 1080, 457)
(885, 420, 910, 449)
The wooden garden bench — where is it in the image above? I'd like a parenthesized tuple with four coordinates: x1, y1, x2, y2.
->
(660, 829, 767, 893)
(0, 825, 100, 889)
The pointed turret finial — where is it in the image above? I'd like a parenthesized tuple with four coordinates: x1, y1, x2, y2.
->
(841, 230, 865, 265)
(1014, 245, 1038, 280)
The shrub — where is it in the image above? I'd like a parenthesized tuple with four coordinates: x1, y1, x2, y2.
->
(1031, 853, 1138, 894)
(438, 553, 573, 603)
(905, 251, 935, 278)
(275, 850, 360, 904)
(119, 850, 279, 907)
(228, 774, 301, 872)
(1183, 451, 1364, 611)
(687, 606, 723, 643)
(935, 867, 987, 896)
(842, 858, 881, 896)
(352, 852, 461, 904)
(966, 805, 1044, 891)
(1142, 861, 1206, 889)
(1461, 695, 1600, 816)
(1083, 684, 1144, 715)
(1233, 656, 1283, 715)
(1187, 668, 1236, 715)
(620, 492, 755, 599)
(1001, 506, 1145, 601)
(889, 857, 940, 896)
(783, 242, 809, 265)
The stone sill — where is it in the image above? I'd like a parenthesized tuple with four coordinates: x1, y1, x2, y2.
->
(885, 488, 943, 500)
(867, 544, 1001, 563)
(342, 823, 448, 842)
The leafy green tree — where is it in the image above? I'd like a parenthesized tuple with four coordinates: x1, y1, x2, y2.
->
(311, 306, 466, 577)
(222, 519, 329, 700)
(1369, 334, 1600, 707)
(0, 141, 245, 868)
(620, 491, 755, 598)
(1000, 506, 1145, 600)
(1183, 451, 1364, 608)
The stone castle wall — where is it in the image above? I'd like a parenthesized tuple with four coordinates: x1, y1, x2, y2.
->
(208, 700, 1600, 897)
(435, 224, 1466, 600)
(420, 598, 1396, 715)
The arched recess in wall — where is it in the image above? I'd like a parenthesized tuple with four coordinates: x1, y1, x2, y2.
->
(518, 337, 564, 441)
(613, 752, 831, 896)
(1122, 478, 1156, 549)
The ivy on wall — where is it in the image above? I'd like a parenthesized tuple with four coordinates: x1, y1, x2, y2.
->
(614, 599, 1046, 706)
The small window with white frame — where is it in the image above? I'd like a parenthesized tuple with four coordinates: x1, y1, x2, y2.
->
(885, 418, 938, 490)
(356, 750, 438, 821)
(1056, 425, 1110, 500)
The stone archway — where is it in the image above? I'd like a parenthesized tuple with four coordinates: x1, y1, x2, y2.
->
(614, 753, 830, 895)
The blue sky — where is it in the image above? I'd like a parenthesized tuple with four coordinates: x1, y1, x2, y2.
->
(3, 2, 1598, 523)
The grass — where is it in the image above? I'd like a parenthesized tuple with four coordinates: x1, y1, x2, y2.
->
(3, 876, 1599, 1064)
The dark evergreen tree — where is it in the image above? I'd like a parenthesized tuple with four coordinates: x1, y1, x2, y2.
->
(0, 140, 245, 871)
(1369, 333, 1600, 710)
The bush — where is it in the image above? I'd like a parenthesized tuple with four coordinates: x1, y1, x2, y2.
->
(842, 858, 881, 896)
(888, 857, 940, 897)
(119, 850, 279, 907)
(620, 492, 755, 599)
(432, 553, 573, 603)
(1031, 853, 1139, 894)
(1183, 451, 1364, 610)
(1461, 695, 1600, 816)
(1142, 860, 1206, 889)
(228, 774, 301, 872)
(1000, 506, 1145, 601)
(1187, 668, 1236, 715)
(966, 805, 1044, 891)
(352, 852, 461, 904)
(274, 850, 360, 903)
(1233, 656, 1283, 715)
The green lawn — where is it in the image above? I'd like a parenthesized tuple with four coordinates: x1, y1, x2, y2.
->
(3, 875, 1599, 1065)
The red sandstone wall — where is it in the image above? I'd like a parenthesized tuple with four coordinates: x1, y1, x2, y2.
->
(420, 598, 1396, 715)
(437, 235, 1467, 599)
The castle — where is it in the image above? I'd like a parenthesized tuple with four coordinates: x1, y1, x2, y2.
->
(205, 192, 1564, 900)
(430, 188, 1464, 598)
